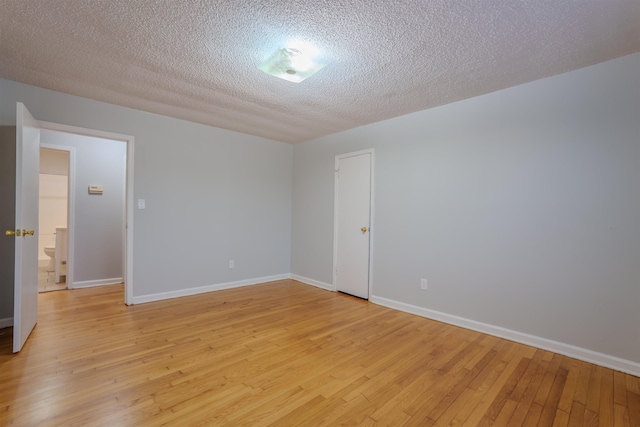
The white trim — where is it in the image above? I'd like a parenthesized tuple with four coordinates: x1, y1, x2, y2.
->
(39, 143, 76, 289)
(370, 295, 640, 377)
(37, 121, 134, 305)
(130, 274, 291, 305)
(0, 318, 13, 329)
(125, 134, 134, 306)
(73, 277, 123, 289)
(333, 149, 375, 299)
(290, 274, 333, 291)
(368, 151, 375, 299)
(333, 158, 338, 292)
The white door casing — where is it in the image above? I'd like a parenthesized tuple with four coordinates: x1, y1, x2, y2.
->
(38, 121, 134, 305)
(333, 150, 374, 299)
(13, 102, 41, 353)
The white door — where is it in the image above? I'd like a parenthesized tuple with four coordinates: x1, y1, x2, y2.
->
(334, 150, 373, 299)
(13, 103, 40, 353)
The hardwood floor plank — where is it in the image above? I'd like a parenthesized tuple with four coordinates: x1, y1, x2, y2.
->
(585, 365, 603, 422)
(0, 280, 637, 426)
(558, 360, 582, 413)
(537, 366, 569, 426)
(583, 409, 599, 427)
(477, 356, 532, 421)
(534, 353, 565, 406)
(599, 368, 615, 426)
(459, 350, 526, 426)
(409, 349, 502, 422)
(491, 398, 519, 427)
(511, 350, 546, 402)
(566, 401, 586, 427)
(627, 391, 640, 427)
(507, 358, 550, 425)
(613, 403, 631, 427)
(573, 361, 593, 406)
(551, 408, 570, 427)
(521, 402, 544, 427)
(614, 370, 630, 407)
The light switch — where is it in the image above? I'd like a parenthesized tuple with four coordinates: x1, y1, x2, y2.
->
(137, 199, 146, 209)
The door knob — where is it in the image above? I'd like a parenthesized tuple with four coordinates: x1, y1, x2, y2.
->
(361, 227, 368, 233)
(22, 229, 35, 236)
(5, 229, 22, 237)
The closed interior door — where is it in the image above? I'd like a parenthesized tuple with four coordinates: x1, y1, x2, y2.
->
(334, 151, 372, 299)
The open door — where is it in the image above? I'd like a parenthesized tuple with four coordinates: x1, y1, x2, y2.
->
(12, 103, 40, 353)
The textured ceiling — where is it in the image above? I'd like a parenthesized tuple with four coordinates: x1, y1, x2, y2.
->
(1, 1, 639, 143)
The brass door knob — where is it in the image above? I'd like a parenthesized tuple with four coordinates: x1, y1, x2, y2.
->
(361, 227, 368, 233)
(5, 229, 16, 236)
(22, 229, 34, 236)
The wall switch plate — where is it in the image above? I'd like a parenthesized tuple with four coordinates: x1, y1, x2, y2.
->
(229, 260, 234, 269)
(420, 279, 428, 290)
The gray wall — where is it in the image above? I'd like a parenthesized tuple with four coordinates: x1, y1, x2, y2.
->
(0, 78, 293, 298)
(0, 127, 16, 322)
(41, 130, 126, 283)
(292, 53, 640, 363)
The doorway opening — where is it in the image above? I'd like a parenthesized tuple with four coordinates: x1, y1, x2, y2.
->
(38, 121, 134, 305)
(38, 147, 70, 293)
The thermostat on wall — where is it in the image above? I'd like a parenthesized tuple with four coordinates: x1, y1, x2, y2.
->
(88, 185, 103, 195)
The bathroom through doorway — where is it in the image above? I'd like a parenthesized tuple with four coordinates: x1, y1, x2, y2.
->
(38, 147, 71, 293)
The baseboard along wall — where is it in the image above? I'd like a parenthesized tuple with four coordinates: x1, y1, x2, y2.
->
(73, 277, 124, 289)
(130, 274, 291, 305)
(288, 275, 639, 377)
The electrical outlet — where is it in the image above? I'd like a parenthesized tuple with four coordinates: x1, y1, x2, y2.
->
(228, 260, 234, 269)
(420, 279, 428, 290)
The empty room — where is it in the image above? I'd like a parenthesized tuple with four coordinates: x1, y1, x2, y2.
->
(1, 1, 639, 426)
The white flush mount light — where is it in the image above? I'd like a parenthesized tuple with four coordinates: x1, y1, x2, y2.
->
(259, 47, 325, 83)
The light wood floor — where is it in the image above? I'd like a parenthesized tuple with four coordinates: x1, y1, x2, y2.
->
(0, 280, 638, 426)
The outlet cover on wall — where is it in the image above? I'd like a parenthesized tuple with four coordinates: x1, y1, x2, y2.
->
(420, 279, 428, 290)
(228, 260, 234, 269)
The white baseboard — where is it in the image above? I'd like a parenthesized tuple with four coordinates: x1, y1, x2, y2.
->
(290, 274, 333, 291)
(370, 295, 640, 377)
(0, 318, 13, 328)
(131, 274, 291, 305)
(73, 277, 123, 289)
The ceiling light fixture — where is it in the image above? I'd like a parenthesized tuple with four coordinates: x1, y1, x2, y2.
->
(259, 47, 325, 83)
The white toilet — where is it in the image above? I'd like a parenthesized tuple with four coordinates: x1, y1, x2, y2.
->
(44, 246, 56, 272)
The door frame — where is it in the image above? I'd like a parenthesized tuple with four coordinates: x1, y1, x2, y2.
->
(39, 143, 76, 289)
(38, 120, 135, 305)
(332, 148, 375, 297)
